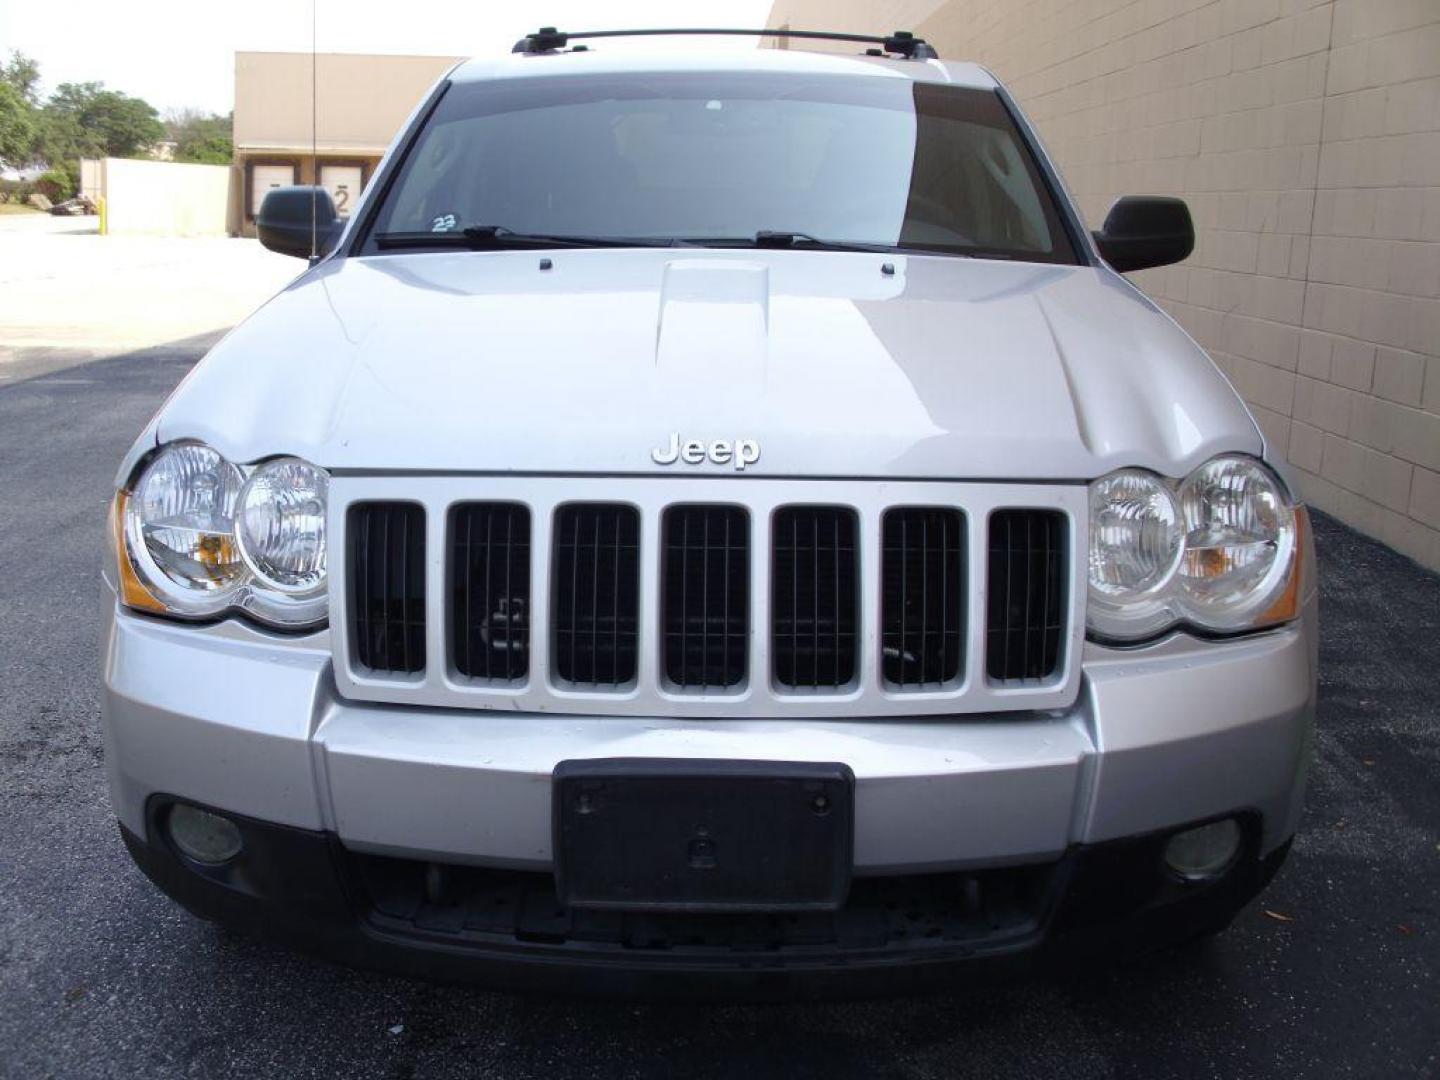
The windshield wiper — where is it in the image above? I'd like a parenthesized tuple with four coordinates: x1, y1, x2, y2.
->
(374, 225, 958, 257)
(373, 226, 674, 251)
(757, 230, 896, 252)
(679, 230, 903, 254)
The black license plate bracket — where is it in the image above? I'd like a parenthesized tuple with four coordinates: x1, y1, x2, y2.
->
(553, 759, 854, 913)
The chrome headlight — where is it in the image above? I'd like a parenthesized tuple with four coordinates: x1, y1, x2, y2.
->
(123, 442, 246, 615)
(1176, 456, 1297, 631)
(116, 442, 329, 629)
(1087, 469, 1185, 639)
(1087, 455, 1303, 642)
(235, 458, 329, 625)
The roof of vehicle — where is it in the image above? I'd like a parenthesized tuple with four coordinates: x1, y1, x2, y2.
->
(448, 46, 999, 90)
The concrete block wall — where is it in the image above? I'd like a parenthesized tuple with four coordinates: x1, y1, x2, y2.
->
(766, 0, 1440, 569)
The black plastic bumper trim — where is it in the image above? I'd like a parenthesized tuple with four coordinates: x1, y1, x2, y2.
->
(122, 798, 1289, 1001)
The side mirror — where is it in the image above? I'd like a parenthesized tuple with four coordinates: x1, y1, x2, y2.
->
(1093, 196, 1194, 273)
(256, 186, 342, 260)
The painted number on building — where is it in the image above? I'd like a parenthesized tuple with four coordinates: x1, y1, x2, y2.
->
(321, 165, 365, 218)
(250, 164, 296, 217)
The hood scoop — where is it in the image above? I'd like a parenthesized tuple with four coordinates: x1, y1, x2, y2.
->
(655, 260, 769, 394)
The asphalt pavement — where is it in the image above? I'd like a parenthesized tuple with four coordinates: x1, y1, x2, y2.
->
(0, 341, 1436, 1080)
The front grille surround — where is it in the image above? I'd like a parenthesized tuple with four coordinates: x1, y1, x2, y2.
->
(330, 477, 1085, 718)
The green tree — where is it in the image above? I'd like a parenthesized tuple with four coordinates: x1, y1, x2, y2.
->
(41, 81, 164, 160)
(0, 81, 37, 168)
(1, 51, 41, 105)
(0, 51, 42, 168)
(166, 108, 233, 165)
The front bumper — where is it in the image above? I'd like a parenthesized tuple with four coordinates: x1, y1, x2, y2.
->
(122, 800, 1290, 998)
(101, 589, 1316, 993)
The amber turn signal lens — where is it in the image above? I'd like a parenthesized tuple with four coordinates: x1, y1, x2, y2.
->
(1260, 505, 1309, 626)
(111, 492, 167, 614)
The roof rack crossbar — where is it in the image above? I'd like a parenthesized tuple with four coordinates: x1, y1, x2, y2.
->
(511, 27, 939, 60)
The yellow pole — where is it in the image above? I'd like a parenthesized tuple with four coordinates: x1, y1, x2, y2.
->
(98, 195, 107, 235)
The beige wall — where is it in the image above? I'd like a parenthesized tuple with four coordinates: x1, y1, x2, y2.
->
(767, 0, 1440, 570)
(233, 52, 463, 235)
(234, 52, 463, 154)
(79, 158, 103, 204)
(99, 158, 231, 237)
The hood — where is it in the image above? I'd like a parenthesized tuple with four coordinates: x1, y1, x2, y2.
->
(154, 248, 1259, 480)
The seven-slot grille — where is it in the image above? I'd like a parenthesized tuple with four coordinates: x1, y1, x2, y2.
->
(662, 505, 749, 689)
(342, 487, 1076, 710)
(450, 503, 531, 681)
(349, 502, 427, 674)
(552, 504, 640, 687)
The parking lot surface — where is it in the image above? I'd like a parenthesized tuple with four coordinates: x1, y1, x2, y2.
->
(0, 213, 296, 367)
(0, 341, 1437, 1077)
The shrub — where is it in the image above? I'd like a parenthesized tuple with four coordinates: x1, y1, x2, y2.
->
(0, 178, 34, 204)
(34, 161, 77, 201)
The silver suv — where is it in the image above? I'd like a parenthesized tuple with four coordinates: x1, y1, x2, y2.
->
(102, 28, 1317, 997)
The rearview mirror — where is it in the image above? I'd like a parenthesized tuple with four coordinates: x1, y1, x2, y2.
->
(256, 186, 342, 260)
(1093, 196, 1194, 273)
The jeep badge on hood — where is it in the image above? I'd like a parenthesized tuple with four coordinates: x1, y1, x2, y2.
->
(651, 433, 762, 470)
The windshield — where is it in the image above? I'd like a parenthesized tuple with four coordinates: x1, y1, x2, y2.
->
(362, 72, 1078, 262)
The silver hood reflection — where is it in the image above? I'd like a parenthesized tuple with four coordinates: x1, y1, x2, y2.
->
(154, 248, 1260, 479)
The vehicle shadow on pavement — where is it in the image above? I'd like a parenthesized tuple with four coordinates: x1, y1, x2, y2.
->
(0, 330, 229, 388)
(187, 925, 1256, 1078)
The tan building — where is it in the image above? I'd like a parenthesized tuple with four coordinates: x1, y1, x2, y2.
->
(766, 0, 1440, 570)
(232, 51, 462, 235)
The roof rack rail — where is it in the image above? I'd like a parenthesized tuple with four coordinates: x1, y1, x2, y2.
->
(511, 27, 940, 60)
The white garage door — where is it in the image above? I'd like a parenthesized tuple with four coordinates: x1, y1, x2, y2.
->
(321, 164, 365, 218)
(251, 163, 296, 217)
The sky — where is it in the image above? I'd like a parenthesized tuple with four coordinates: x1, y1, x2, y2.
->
(0, 0, 776, 116)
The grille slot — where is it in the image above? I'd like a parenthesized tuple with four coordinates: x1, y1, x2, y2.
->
(772, 507, 858, 689)
(552, 504, 640, 687)
(986, 510, 1067, 682)
(349, 502, 426, 674)
(450, 503, 531, 681)
(882, 508, 965, 688)
(662, 505, 749, 689)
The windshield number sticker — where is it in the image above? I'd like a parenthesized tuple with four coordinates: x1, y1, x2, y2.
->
(430, 213, 458, 233)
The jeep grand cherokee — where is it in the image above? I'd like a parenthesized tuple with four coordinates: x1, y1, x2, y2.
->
(102, 28, 1316, 998)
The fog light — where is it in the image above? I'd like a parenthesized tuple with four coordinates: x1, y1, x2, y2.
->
(1164, 818, 1242, 882)
(168, 803, 243, 865)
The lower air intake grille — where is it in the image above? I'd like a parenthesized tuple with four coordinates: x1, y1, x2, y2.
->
(986, 509, 1067, 682)
(349, 502, 426, 674)
(451, 503, 531, 681)
(662, 505, 749, 689)
(552, 504, 640, 687)
(772, 507, 858, 689)
(882, 508, 965, 687)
